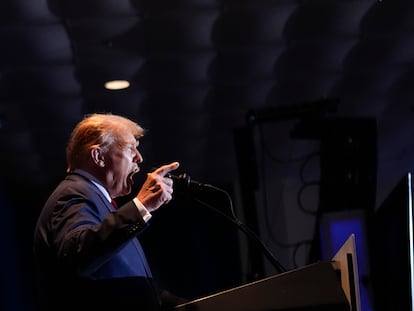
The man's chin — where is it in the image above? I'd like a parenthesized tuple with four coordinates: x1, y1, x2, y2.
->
(123, 181, 133, 195)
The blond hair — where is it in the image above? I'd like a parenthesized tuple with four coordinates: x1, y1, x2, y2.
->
(66, 113, 145, 172)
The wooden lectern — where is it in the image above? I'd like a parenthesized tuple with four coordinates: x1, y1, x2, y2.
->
(175, 261, 348, 311)
(175, 235, 359, 311)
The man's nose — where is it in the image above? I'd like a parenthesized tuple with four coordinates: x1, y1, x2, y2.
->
(134, 150, 143, 163)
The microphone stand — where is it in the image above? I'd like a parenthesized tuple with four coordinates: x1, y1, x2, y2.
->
(190, 184, 287, 275)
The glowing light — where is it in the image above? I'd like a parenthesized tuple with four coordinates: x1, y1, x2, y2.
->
(104, 80, 130, 90)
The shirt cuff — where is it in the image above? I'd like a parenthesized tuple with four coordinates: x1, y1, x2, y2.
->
(132, 197, 152, 222)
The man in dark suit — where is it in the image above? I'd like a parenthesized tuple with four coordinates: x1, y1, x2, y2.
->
(33, 113, 181, 311)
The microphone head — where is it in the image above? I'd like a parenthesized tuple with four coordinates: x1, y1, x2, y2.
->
(166, 172, 208, 192)
(166, 172, 191, 191)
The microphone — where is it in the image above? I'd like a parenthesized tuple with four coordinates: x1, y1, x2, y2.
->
(166, 173, 212, 191)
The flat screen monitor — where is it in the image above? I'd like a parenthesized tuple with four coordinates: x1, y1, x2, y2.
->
(369, 172, 414, 311)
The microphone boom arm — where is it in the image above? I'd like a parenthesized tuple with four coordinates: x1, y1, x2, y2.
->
(192, 187, 287, 275)
(167, 171, 287, 274)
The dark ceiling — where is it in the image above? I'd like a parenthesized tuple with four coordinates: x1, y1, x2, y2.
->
(1, 0, 414, 209)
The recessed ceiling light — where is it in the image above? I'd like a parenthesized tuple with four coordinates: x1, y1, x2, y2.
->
(104, 80, 130, 90)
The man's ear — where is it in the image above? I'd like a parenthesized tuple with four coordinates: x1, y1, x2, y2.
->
(91, 147, 105, 167)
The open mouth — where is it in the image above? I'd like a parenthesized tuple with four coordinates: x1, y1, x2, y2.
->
(128, 167, 140, 183)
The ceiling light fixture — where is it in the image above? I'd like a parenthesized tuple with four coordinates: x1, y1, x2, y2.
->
(104, 80, 130, 90)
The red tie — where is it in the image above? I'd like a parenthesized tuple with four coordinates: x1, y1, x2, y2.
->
(111, 199, 118, 209)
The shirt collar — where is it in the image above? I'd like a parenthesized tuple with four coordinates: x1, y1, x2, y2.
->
(72, 169, 111, 203)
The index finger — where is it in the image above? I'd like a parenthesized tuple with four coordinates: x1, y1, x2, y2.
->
(152, 161, 180, 177)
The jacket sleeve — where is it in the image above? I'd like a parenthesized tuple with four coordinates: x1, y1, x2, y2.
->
(52, 197, 149, 275)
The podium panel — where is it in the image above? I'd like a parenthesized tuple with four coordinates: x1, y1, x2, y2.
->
(175, 261, 349, 311)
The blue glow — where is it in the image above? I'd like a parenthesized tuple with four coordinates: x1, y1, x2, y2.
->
(322, 216, 373, 311)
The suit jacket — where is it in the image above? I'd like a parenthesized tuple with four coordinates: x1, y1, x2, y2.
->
(33, 170, 161, 311)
